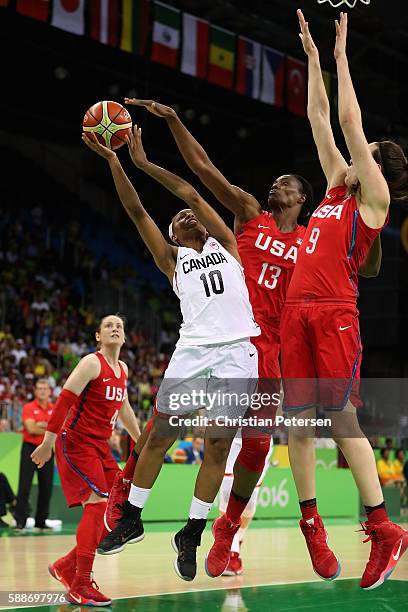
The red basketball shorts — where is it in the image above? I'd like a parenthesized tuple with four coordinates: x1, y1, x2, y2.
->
(55, 429, 120, 507)
(280, 303, 362, 411)
(247, 323, 281, 425)
(251, 325, 280, 380)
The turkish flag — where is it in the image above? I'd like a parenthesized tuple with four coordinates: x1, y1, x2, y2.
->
(286, 57, 306, 117)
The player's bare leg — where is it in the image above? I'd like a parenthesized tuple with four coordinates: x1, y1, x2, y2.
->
(131, 417, 179, 489)
(331, 402, 408, 589)
(193, 432, 236, 502)
(172, 428, 237, 581)
(330, 403, 383, 506)
(285, 407, 340, 581)
(98, 416, 179, 555)
(104, 419, 153, 532)
(288, 418, 317, 503)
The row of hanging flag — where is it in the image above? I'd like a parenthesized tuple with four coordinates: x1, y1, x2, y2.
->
(5, 0, 336, 117)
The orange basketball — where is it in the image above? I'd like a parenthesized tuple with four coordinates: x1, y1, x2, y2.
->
(83, 100, 132, 150)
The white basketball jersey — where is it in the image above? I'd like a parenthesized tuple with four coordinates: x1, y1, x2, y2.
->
(173, 238, 260, 346)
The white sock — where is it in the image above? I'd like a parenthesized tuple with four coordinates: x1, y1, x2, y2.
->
(189, 496, 212, 520)
(128, 484, 151, 508)
(231, 532, 241, 553)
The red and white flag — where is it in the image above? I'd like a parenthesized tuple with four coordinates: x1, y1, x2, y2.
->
(16, 0, 50, 20)
(287, 56, 306, 117)
(89, 0, 120, 46)
(181, 13, 209, 79)
(51, 0, 85, 35)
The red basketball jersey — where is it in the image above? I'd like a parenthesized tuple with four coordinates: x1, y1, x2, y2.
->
(287, 185, 386, 304)
(64, 352, 127, 440)
(236, 211, 306, 332)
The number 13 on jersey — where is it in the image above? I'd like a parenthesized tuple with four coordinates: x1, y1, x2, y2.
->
(258, 263, 282, 289)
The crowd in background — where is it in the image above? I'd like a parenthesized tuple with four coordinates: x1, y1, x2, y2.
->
(0, 192, 175, 433)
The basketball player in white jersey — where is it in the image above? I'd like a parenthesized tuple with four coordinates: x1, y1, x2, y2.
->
(82, 129, 260, 582)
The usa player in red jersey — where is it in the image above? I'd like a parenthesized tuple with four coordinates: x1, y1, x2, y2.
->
(280, 11, 408, 589)
(124, 97, 313, 576)
(31, 314, 141, 605)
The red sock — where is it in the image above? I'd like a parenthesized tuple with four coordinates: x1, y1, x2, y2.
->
(60, 546, 77, 566)
(226, 491, 249, 525)
(75, 502, 106, 581)
(122, 450, 139, 480)
(366, 502, 388, 525)
(299, 498, 318, 521)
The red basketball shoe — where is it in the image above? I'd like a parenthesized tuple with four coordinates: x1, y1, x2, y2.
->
(360, 520, 408, 589)
(104, 471, 131, 532)
(48, 557, 76, 590)
(222, 551, 243, 576)
(205, 515, 240, 578)
(67, 576, 111, 606)
(300, 515, 341, 580)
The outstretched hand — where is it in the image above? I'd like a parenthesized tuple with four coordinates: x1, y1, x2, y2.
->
(297, 9, 318, 58)
(334, 12, 348, 60)
(124, 98, 176, 119)
(81, 132, 117, 161)
(126, 125, 148, 168)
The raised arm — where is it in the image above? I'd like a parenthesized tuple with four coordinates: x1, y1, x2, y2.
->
(297, 10, 347, 189)
(335, 12, 390, 227)
(124, 98, 260, 224)
(127, 126, 239, 257)
(82, 133, 177, 282)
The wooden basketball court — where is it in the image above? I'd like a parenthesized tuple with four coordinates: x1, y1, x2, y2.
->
(1, 520, 407, 611)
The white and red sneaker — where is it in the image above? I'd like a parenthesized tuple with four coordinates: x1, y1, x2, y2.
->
(67, 576, 111, 606)
(48, 557, 76, 590)
(104, 471, 131, 532)
(222, 551, 243, 576)
(205, 515, 240, 578)
(300, 515, 341, 580)
(360, 520, 408, 589)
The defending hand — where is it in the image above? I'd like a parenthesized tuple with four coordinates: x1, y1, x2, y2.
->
(124, 98, 176, 119)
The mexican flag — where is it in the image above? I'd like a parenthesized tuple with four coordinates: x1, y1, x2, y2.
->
(120, 0, 150, 55)
(89, 0, 120, 47)
(207, 25, 235, 89)
(51, 0, 85, 35)
(151, 1, 180, 68)
(181, 13, 209, 79)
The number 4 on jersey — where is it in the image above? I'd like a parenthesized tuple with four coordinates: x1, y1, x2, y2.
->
(110, 410, 119, 432)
